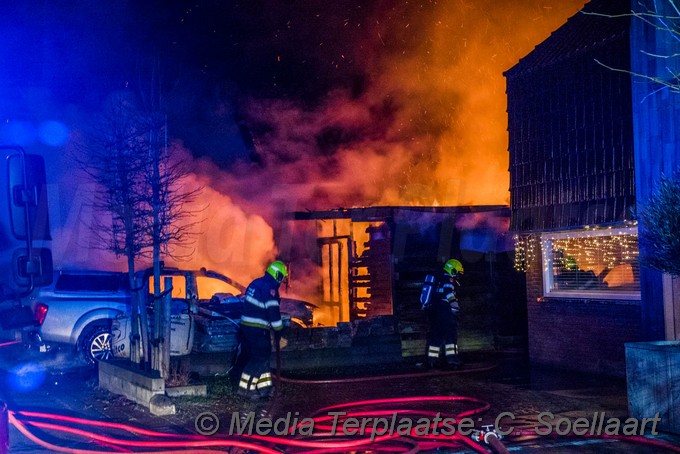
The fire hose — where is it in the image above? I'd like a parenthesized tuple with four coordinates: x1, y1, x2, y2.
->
(4, 396, 497, 453)
(5, 395, 680, 454)
(471, 426, 509, 454)
(2, 343, 680, 453)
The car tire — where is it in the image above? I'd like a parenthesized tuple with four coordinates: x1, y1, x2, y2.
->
(79, 324, 113, 365)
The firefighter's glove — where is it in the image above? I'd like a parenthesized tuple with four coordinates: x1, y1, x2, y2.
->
(450, 300, 460, 314)
(279, 337, 288, 349)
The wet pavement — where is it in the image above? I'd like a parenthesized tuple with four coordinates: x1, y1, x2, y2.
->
(0, 344, 679, 453)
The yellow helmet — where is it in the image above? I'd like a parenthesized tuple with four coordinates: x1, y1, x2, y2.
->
(443, 259, 464, 277)
(266, 260, 289, 284)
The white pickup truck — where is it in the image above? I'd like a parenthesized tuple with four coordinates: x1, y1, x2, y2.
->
(29, 267, 314, 364)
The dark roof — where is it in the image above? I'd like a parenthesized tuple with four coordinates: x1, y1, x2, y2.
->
(504, 0, 630, 78)
(291, 205, 510, 221)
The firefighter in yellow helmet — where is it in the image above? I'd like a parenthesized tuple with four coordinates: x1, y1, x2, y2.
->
(421, 258, 464, 368)
(237, 260, 288, 400)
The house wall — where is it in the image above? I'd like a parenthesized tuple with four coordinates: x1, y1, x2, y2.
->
(505, 0, 644, 375)
(505, 2, 635, 233)
(630, 0, 680, 341)
(524, 234, 640, 376)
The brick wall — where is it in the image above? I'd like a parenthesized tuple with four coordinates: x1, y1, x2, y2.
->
(525, 238, 543, 304)
(524, 234, 641, 377)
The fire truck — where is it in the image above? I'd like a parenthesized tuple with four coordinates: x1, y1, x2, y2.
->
(0, 145, 52, 339)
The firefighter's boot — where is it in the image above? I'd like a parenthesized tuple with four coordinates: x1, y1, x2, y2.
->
(446, 355, 462, 369)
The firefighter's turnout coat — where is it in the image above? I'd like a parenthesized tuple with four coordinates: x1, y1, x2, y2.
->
(238, 273, 283, 398)
(423, 271, 460, 366)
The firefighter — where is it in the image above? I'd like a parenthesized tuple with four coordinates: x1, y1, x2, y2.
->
(237, 260, 288, 400)
(423, 258, 464, 369)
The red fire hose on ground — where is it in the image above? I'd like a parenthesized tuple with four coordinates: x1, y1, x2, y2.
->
(7, 395, 680, 453)
(2, 345, 680, 453)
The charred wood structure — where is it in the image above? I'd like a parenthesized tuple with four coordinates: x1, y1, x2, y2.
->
(350, 223, 392, 319)
(291, 206, 523, 358)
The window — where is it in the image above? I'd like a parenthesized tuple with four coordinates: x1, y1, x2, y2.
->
(56, 273, 126, 292)
(541, 227, 640, 300)
(148, 275, 187, 299)
(195, 276, 241, 301)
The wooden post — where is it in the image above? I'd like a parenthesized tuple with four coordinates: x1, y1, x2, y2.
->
(129, 275, 141, 365)
(162, 276, 172, 379)
(663, 274, 680, 340)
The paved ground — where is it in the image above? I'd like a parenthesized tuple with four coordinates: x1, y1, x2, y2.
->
(0, 344, 679, 453)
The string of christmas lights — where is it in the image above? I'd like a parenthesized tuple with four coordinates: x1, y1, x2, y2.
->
(541, 226, 639, 290)
(514, 225, 639, 282)
(513, 234, 537, 272)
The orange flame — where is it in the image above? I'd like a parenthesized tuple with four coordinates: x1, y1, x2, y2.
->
(52, 1, 587, 303)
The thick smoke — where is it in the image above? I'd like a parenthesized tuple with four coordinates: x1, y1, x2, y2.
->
(48, 0, 586, 288)
(179, 0, 585, 292)
(211, 0, 587, 209)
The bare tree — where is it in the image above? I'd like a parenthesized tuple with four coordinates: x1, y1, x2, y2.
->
(588, 1, 680, 94)
(77, 91, 152, 366)
(137, 61, 204, 378)
(78, 86, 202, 374)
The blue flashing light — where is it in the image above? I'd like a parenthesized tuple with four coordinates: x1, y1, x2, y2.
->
(38, 120, 70, 147)
(6, 362, 46, 393)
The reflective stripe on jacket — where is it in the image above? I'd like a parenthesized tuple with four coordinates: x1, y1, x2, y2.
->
(240, 273, 283, 331)
(435, 271, 456, 304)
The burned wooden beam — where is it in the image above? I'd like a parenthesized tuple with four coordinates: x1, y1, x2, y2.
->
(290, 205, 510, 221)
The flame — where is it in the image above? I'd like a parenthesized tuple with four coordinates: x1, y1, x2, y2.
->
(221, 0, 588, 208)
(50, 1, 587, 310)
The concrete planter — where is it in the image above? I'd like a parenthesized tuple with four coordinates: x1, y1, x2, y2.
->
(625, 341, 680, 434)
(99, 360, 175, 416)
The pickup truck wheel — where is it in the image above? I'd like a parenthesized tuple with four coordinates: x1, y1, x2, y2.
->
(80, 325, 113, 364)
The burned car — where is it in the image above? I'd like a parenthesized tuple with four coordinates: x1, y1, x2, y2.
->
(140, 267, 315, 328)
(29, 266, 315, 364)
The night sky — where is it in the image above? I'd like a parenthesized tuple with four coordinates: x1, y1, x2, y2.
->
(2, 1, 381, 162)
(1, 1, 586, 169)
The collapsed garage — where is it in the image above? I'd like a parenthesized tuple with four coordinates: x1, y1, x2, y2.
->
(265, 205, 526, 370)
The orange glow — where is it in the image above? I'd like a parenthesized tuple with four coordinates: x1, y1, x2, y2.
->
(603, 264, 635, 288)
(149, 275, 186, 299)
(352, 222, 375, 257)
(53, 2, 587, 326)
(367, 0, 589, 206)
(163, 159, 278, 286)
(227, 1, 587, 209)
